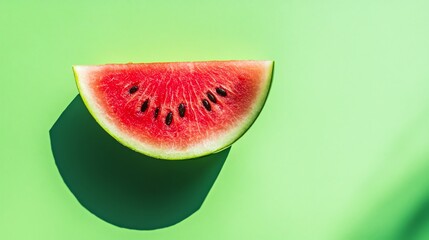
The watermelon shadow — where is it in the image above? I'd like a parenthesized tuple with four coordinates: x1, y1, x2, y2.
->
(49, 95, 230, 230)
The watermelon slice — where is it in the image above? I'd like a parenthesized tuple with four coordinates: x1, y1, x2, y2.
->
(73, 60, 273, 160)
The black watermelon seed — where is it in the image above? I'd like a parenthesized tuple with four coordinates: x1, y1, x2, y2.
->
(165, 111, 173, 125)
(202, 99, 211, 111)
(154, 107, 160, 119)
(215, 87, 227, 97)
(178, 103, 186, 118)
(140, 99, 149, 112)
(129, 86, 138, 94)
(207, 91, 217, 103)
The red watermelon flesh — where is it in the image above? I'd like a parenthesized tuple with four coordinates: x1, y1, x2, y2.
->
(73, 60, 273, 160)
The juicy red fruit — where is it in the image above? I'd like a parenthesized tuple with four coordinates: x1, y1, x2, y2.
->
(74, 60, 273, 159)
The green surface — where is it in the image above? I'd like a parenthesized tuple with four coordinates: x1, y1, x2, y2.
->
(50, 95, 231, 230)
(1, 1, 429, 239)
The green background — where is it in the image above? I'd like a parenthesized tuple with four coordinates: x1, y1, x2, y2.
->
(2, 0, 429, 239)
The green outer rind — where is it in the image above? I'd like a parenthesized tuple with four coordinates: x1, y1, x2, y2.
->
(73, 61, 274, 160)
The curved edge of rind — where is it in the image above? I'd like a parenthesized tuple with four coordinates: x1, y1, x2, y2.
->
(72, 66, 161, 160)
(213, 60, 275, 154)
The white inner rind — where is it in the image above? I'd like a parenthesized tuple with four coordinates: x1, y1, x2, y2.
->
(74, 61, 274, 160)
